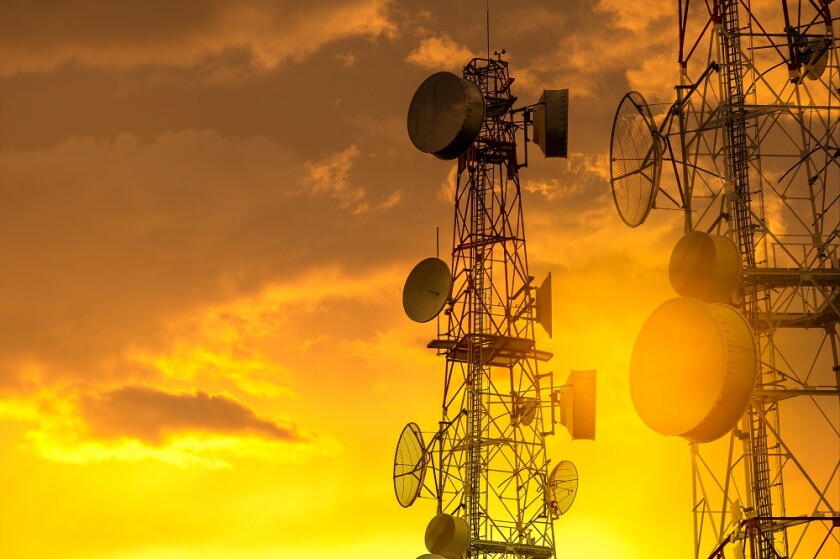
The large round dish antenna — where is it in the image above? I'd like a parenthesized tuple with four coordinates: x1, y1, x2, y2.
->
(403, 257, 453, 323)
(630, 298, 757, 443)
(546, 460, 578, 517)
(407, 72, 486, 160)
(609, 91, 662, 227)
(393, 422, 428, 507)
(669, 231, 741, 302)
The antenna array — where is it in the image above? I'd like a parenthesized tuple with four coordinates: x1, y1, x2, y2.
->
(395, 47, 594, 559)
(610, 1, 839, 558)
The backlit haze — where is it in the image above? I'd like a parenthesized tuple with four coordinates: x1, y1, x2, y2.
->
(0, 1, 788, 558)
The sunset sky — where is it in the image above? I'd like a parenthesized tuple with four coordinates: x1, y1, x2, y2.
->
(0, 2, 834, 558)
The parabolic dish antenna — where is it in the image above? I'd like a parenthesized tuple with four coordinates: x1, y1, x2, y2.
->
(407, 71, 486, 160)
(532, 89, 569, 158)
(546, 460, 578, 517)
(393, 422, 428, 508)
(403, 257, 453, 323)
(630, 297, 757, 443)
(798, 35, 832, 80)
(511, 395, 538, 427)
(558, 369, 596, 440)
(609, 91, 662, 227)
(424, 513, 470, 559)
(669, 231, 741, 303)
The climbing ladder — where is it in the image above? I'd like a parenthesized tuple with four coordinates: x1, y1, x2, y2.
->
(717, 2, 775, 558)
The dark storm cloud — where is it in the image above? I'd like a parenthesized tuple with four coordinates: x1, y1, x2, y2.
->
(81, 385, 301, 443)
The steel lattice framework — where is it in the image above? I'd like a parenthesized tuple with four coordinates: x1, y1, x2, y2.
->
(637, 1, 839, 558)
(426, 56, 558, 559)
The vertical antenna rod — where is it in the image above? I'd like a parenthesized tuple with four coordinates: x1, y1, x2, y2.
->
(486, 2, 490, 60)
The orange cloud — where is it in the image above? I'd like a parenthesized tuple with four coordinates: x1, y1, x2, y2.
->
(304, 144, 403, 213)
(405, 35, 477, 72)
(0, 0, 397, 77)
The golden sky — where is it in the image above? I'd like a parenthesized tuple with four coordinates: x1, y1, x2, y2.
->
(0, 1, 835, 558)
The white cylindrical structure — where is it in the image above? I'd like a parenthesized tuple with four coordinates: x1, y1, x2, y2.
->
(629, 297, 757, 443)
(424, 513, 469, 559)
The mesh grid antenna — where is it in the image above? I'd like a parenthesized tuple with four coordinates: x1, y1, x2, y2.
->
(546, 460, 578, 518)
(393, 422, 428, 508)
(609, 91, 662, 227)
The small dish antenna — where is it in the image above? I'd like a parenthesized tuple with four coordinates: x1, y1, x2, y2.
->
(557, 369, 596, 440)
(797, 35, 832, 81)
(393, 422, 428, 507)
(403, 257, 453, 323)
(609, 91, 662, 227)
(510, 394, 538, 427)
(546, 460, 578, 517)
(534, 273, 553, 338)
(407, 72, 486, 160)
(532, 90, 569, 158)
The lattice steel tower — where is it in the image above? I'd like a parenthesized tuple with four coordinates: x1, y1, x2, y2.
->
(609, 1, 839, 558)
(395, 53, 594, 559)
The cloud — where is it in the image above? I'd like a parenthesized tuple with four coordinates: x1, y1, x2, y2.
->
(438, 164, 458, 203)
(0, 129, 418, 393)
(304, 144, 366, 209)
(81, 386, 299, 444)
(510, 1, 676, 99)
(0, 384, 340, 468)
(0, 0, 397, 77)
(0, 131, 302, 386)
(303, 144, 402, 213)
(405, 35, 477, 72)
(595, 0, 672, 33)
(335, 52, 357, 68)
(523, 152, 610, 201)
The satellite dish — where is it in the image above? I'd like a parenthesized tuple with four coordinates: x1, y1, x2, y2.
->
(393, 422, 428, 507)
(535, 273, 553, 338)
(403, 257, 453, 323)
(629, 298, 757, 443)
(798, 35, 832, 81)
(532, 90, 569, 158)
(546, 460, 578, 517)
(511, 394, 538, 427)
(609, 91, 662, 227)
(424, 513, 470, 559)
(417, 555, 447, 559)
(669, 231, 741, 302)
(407, 72, 486, 160)
(557, 370, 596, 440)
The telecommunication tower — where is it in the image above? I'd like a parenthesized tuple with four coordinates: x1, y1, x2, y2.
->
(609, 1, 839, 558)
(393, 51, 596, 558)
